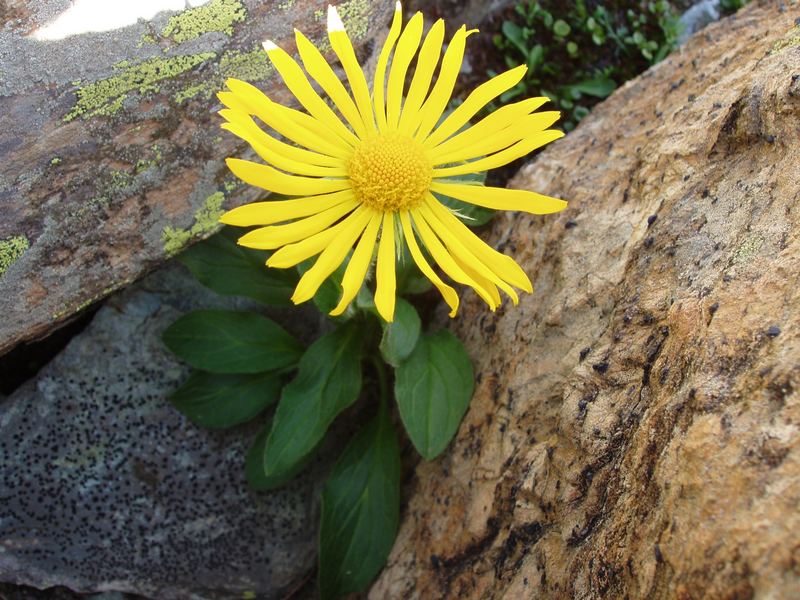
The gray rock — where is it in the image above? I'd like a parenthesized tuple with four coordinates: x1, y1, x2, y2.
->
(678, 0, 721, 44)
(0, 263, 325, 599)
(0, 0, 394, 356)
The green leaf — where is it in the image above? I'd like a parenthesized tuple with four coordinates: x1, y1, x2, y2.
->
(170, 370, 282, 428)
(178, 228, 297, 306)
(501, 20, 528, 57)
(571, 76, 616, 98)
(526, 44, 544, 70)
(318, 407, 400, 600)
(567, 41, 579, 57)
(297, 258, 348, 317)
(163, 310, 303, 373)
(379, 298, 421, 367)
(263, 322, 364, 477)
(245, 424, 309, 490)
(394, 330, 474, 460)
(434, 171, 495, 227)
(553, 19, 571, 37)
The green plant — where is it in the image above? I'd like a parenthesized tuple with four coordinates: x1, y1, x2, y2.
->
(493, 0, 683, 130)
(163, 225, 476, 598)
(719, 0, 749, 14)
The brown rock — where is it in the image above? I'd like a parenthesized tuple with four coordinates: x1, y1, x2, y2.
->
(0, 0, 393, 355)
(372, 3, 800, 599)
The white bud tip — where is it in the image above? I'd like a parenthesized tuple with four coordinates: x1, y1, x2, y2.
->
(262, 39, 278, 52)
(327, 5, 345, 32)
(395, 1, 402, 12)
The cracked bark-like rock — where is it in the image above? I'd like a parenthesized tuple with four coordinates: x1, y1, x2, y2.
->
(372, 3, 800, 598)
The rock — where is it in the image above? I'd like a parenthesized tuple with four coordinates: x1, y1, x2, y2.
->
(0, 0, 393, 356)
(371, 3, 800, 599)
(0, 262, 326, 599)
(678, 0, 721, 45)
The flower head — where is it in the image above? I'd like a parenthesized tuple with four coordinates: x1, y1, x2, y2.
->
(218, 2, 567, 322)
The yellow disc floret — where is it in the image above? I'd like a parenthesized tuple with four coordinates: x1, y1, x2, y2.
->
(348, 133, 432, 212)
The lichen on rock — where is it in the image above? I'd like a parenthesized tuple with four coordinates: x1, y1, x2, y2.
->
(0, 235, 29, 278)
(161, 0, 247, 44)
(64, 52, 216, 121)
(162, 191, 225, 255)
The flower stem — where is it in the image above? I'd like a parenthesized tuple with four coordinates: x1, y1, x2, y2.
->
(370, 355, 390, 413)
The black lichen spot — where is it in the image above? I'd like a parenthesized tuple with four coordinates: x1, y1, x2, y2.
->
(592, 361, 609, 375)
(647, 214, 657, 228)
(579, 347, 591, 362)
(564, 219, 578, 229)
(766, 325, 781, 338)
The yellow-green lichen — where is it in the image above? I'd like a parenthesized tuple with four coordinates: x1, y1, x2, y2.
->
(771, 25, 800, 54)
(732, 234, 764, 265)
(278, 0, 295, 8)
(174, 83, 208, 104)
(65, 53, 216, 121)
(313, 0, 372, 52)
(162, 191, 226, 255)
(0, 235, 30, 277)
(162, 0, 246, 44)
(135, 144, 164, 173)
(174, 47, 273, 104)
(137, 32, 158, 48)
(50, 157, 62, 166)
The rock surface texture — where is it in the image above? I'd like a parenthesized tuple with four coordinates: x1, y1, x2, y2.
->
(0, 0, 392, 355)
(0, 264, 324, 599)
(372, 3, 800, 599)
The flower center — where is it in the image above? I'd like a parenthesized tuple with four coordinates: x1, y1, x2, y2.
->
(348, 133, 432, 212)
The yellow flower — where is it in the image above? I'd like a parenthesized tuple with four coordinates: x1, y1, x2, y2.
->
(218, 2, 567, 322)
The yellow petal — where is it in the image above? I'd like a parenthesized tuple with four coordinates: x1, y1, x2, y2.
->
(220, 108, 345, 168)
(262, 40, 359, 148)
(398, 19, 445, 134)
(328, 7, 376, 132)
(217, 90, 250, 113)
(423, 194, 532, 292)
(374, 212, 397, 322)
(430, 181, 568, 214)
(386, 11, 424, 131)
(428, 97, 548, 161)
(330, 211, 382, 316)
(237, 199, 358, 250)
(431, 109, 560, 165)
(221, 121, 347, 177)
(410, 208, 497, 309)
(432, 129, 564, 177)
(226, 158, 349, 196)
(295, 28, 366, 139)
(268, 205, 369, 268)
(224, 78, 349, 159)
(411, 26, 475, 141)
(291, 208, 372, 304)
(373, 3, 404, 132)
(454, 255, 501, 306)
(399, 211, 459, 317)
(433, 112, 561, 166)
(423, 65, 527, 148)
(220, 189, 354, 226)
(416, 201, 519, 304)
